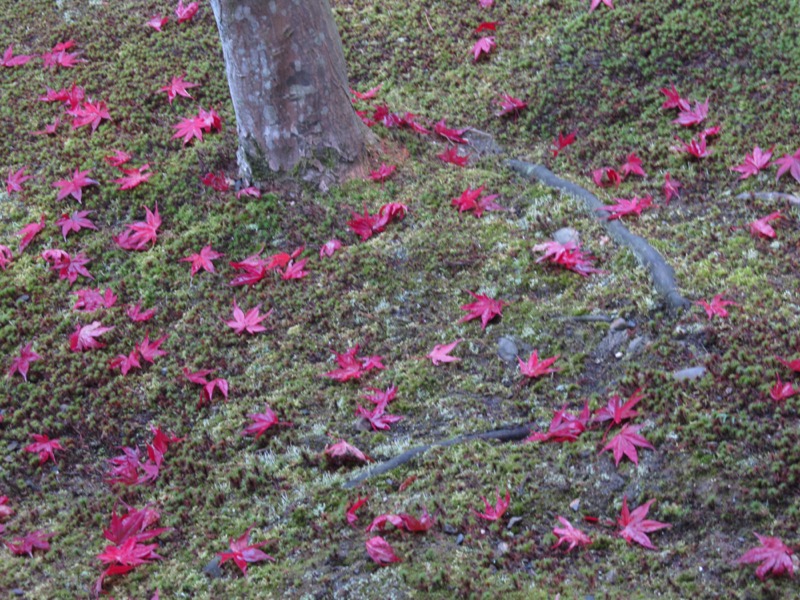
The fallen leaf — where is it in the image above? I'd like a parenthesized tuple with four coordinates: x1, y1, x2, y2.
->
(217, 527, 274, 576)
(459, 290, 507, 330)
(427, 339, 462, 365)
(616, 497, 670, 550)
(737, 532, 795, 580)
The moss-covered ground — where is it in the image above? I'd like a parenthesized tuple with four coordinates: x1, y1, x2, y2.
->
(2, 0, 800, 597)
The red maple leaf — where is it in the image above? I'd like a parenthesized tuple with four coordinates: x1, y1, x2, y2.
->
(136, 332, 168, 363)
(127, 301, 156, 322)
(770, 376, 798, 402)
(218, 527, 274, 576)
(776, 355, 800, 373)
(114, 203, 161, 250)
(322, 345, 385, 382)
(591, 167, 621, 188)
(525, 403, 590, 443)
(159, 74, 198, 104)
(1, 44, 34, 68)
(597, 195, 653, 220)
(55, 210, 97, 240)
(427, 339, 462, 366)
(350, 84, 382, 101)
(737, 532, 795, 580)
(518, 350, 560, 379)
(4, 530, 54, 557)
(96, 538, 162, 593)
(748, 211, 783, 239)
(201, 171, 230, 192)
(180, 245, 223, 276)
(472, 489, 510, 521)
(459, 290, 507, 330)
(202, 378, 229, 403)
(593, 389, 643, 429)
(673, 98, 709, 127)
(369, 163, 396, 184)
(147, 15, 168, 31)
(41, 40, 85, 69)
(552, 516, 592, 552)
(663, 172, 682, 204)
(472, 36, 495, 61)
(7, 343, 42, 382)
(672, 134, 710, 159)
(476, 21, 498, 33)
(18, 215, 46, 252)
(114, 164, 153, 190)
(52, 168, 98, 203)
(71, 287, 117, 312)
(347, 203, 407, 241)
(109, 349, 142, 376)
(32, 118, 60, 136)
(105, 149, 132, 167)
(175, 0, 199, 23)
(533, 239, 603, 276)
(282, 257, 309, 280)
(325, 439, 373, 465)
(346, 496, 368, 525)
(731, 146, 773, 179)
(365, 536, 401, 565)
(70, 99, 111, 132)
(695, 294, 737, 319)
(495, 93, 527, 118)
(620, 153, 647, 178)
(451, 186, 484, 213)
(437, 146, 469, 166)
(24, 433, 64, 464)
(616, 497, 670, 550)
(224, 298, 271, 335)
(355, 401, 403, 431)
(6, 166, 32, 193)
(367, 510, 434, 533)
(433, 119, 468, 144)
(241, 405, 291, 439)
(774, 148, 800, 183)
(0, 495, 13, 520)
(42, 249, 93, 284)
(659, 84, 689, 111)
(551, 131, 576, 157)
(601, 423, 654, 466)
(69, 321, 113, 352)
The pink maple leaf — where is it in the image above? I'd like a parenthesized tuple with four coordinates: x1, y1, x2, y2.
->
(1, 44, 34, 68)
(663, 172, 682, 204)
(70, 99, 111, 132)
(472, 37, 495, 61)
(136, 332, 168, 363)
(24, 433, 64, 465)
(659, 84, 689, 111)
(369, 163, 396, 185)
(7, 342, 42, 382)
(224, 298, 271, 335)
(551, 131, 576, 157)
(365, 536, 401, 565)
(320, 239, 343, 258)
(433, 119, 468, 144)
(105, 149, 132, 167)
(774, 148, 800, 183)
(472, 489, 510, 521)
(236, 186, 261, 199)
(159, 74, 199, 104)
(180, 245, 223, 276)
(695, 294, 737, 319)
(17, 214, 46, 252)
(322, 345, 385, 382)
(495, 93, 527, 118)
(350, 85, 382, 101)
(748, 211, 783, 239)
(109, 349, 142, 376)
(620, 153, 646, 178)
(55, 210, 97, 240)
(52, 168, 98, 203)
(593, 389, 644, 429)
(201, 171, 230, 192)
(32, 118, 60, 136)
(518, 350, 560, 379)
(427, 339, 462, 366)
(355, 402, 403, 431)
(591, 167, 621, 188)
(770, 376, 798, 402)
(175, 0, 199, 23)
(127, 301, 156, 322)
(589, 0, 614, 11)
(42, 249, 93, 284)
(114, 203, 161, 251)
(325, 439, 373, 465)
(553, 516, 592, 552)
(172, 114, 205, 145)
(71, 287, 117, 312)
(731, 146, 773, 179)
(203, 378, 229, 403)
(459, 290, 507, 329)
(217, 527, 274, 576)
(114, 164, 153, 191)
(241, 405, 292, 439)
(0, 245, 11, 271)
(673, 98, 709, 127)
(147, 15, 168, 31)
(737, 532, 795, 580)
(672, 134, 710, 159)
(524, 403, 590, 444)
(776, 355, 800, 373)
(4, 530, 54, 557)
(6, 166, 32, 193)
(597, 195, 653, 220)
(346, 496, 369, 525)
(617, 497, 671, 550)
(69, 321, 113, 352)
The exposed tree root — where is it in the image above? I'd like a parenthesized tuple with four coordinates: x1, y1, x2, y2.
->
(343, 424, 531, 489)
(507, 159, 691, 311)
(735, 191, 800, 205)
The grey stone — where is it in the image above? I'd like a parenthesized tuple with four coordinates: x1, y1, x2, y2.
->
(672, 366, 707, 381)
(553, 227, 580, 246)
(203, 556, 223, 579)
(497, 336, 518, 363)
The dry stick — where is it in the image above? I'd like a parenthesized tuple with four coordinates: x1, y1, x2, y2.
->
(506, 159, 691, 311)
(735, 191, 800, 205)
(342, 425, 531, 489)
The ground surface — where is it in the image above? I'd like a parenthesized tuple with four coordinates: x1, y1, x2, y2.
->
(1, 0, 800, 598)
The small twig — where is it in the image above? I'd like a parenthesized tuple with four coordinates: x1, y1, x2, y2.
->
(423, 10, 434, 34)
(557, 314, 616, 323)
(343, 424, 531, 489)
(735, 191, 800, 205)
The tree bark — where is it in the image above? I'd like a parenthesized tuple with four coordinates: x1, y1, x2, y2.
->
(209, 0, 373, 185)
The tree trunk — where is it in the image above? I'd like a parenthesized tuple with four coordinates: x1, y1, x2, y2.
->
(209, 0, 373, 186)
